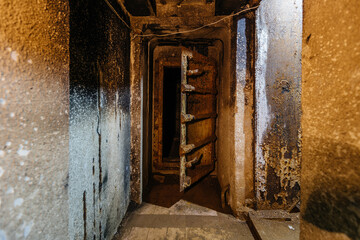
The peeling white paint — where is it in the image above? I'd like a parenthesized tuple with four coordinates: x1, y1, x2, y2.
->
(23, 222, 32, 238)
(14, 198, 24, 207)
(10, 51, 19, 62)
(9, 112, 15, 118)
(255, 4, 271, 166)
(38, 175, 44, 184)
(17, 145, 30, 157)
(0, 167, 4, 177)
(254, 0, 303, 200)
(0, 151, 5, 158)
(0, 230, 7, 240)
(255, 2, 272, 196)
(6, 187, 14, 194)
(0, 99, 5, 106)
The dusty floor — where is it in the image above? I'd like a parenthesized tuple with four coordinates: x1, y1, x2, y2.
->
(143, 175, 231, 214)
(113, 200, 254, 239)
(113, 174, 299, 239)
(112, 200, 300, 240)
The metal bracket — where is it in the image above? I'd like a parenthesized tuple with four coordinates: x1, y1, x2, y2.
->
(181, 84, 195, 92)
(181, 113, 195, 123)
(180, 144, 195, 155)
(184, 176, 191, 187)
(185, 154, 203, 168)
(187, 69, 203, 76)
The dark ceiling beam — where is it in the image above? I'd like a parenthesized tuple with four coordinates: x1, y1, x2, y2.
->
(249, 0, 261, 7)
(215, 0, 250, 15)
(122, 0, 254, 16)
(123, 0, 156, 16)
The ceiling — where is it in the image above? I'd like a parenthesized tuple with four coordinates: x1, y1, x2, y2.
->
(122, 0, 250, 16)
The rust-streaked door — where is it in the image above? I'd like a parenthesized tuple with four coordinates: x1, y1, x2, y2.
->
(180, 48, 217, 191)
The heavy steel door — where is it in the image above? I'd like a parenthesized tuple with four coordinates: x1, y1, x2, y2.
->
(180, 48, 217, 191)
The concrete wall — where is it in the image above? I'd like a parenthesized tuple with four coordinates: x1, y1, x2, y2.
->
(217, 17, 248, 215)
(254, 0, 302, 209)
(0, 1, 131, 239)
(234, 16, 256, 211)
(301, 1, 360, 239)
(0, 0, 69, 239)
(69, 1, 131, 239)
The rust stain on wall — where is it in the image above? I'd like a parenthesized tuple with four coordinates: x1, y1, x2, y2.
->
(255, 0, 302, 209)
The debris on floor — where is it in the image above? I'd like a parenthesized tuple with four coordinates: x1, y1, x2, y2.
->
(144, 175, 232, 214)
(248, 210, 300, 240)
(113, 200, 254, 240)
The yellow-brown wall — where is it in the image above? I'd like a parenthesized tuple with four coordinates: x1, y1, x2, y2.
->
(0, 0, 69, 238)
(301, 1, 360, 239)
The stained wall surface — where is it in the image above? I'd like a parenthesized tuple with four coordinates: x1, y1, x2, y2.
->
(69, 1, 131, 239)
(301, 1, 360, 239)
(255, 0, 302, 209)
(0, 0, 69, 239)
(235, 16, 256, 210)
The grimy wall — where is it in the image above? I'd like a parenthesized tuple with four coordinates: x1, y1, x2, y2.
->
(0, 0, 70, 239)
(254, 0, 302, 209)
(69, 0, 131, 239)
(301, 1, 360, 240)
(0, 0, 131, 239)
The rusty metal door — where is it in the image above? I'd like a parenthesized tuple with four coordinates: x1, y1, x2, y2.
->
(180, 47, 217, 191)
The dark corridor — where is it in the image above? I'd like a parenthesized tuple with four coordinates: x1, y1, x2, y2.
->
(162, 67, 181, 161)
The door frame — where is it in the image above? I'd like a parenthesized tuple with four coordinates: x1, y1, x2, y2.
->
(129, 20, 252, 209)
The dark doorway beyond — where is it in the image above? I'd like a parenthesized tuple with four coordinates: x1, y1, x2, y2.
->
(143, 174, 232, 214)
(162, 67, 181, 161)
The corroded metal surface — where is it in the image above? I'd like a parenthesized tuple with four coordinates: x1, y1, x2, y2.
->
(180, 49, 192, 191)
(180, 47, 217, 191)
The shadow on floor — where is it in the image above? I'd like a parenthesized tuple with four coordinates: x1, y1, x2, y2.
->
(143, 174, 232, 214)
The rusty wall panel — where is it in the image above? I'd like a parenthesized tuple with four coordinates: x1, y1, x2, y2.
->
(254, 0, 302, 209)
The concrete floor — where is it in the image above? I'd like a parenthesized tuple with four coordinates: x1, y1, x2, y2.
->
(113, 200, 254, 239)
(249, 210, 300, 240)
(143, 175, 232, 214)
(113, 200, 300, 240)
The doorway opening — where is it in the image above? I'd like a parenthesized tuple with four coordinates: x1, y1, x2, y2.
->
(143, 45, 231, 214)
(162, 67, 181, 162)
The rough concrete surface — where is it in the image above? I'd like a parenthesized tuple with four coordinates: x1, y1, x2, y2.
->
(235, 16, 256, 209)
(155, 0, 215, 18)
(255, 0, 302, 209)
(249, 210, 299, 240)
(69, 1, 131, 239)
(113, 200, 254, 240)
(301, 0, 360, 239)
(0, 0, 69, 239)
